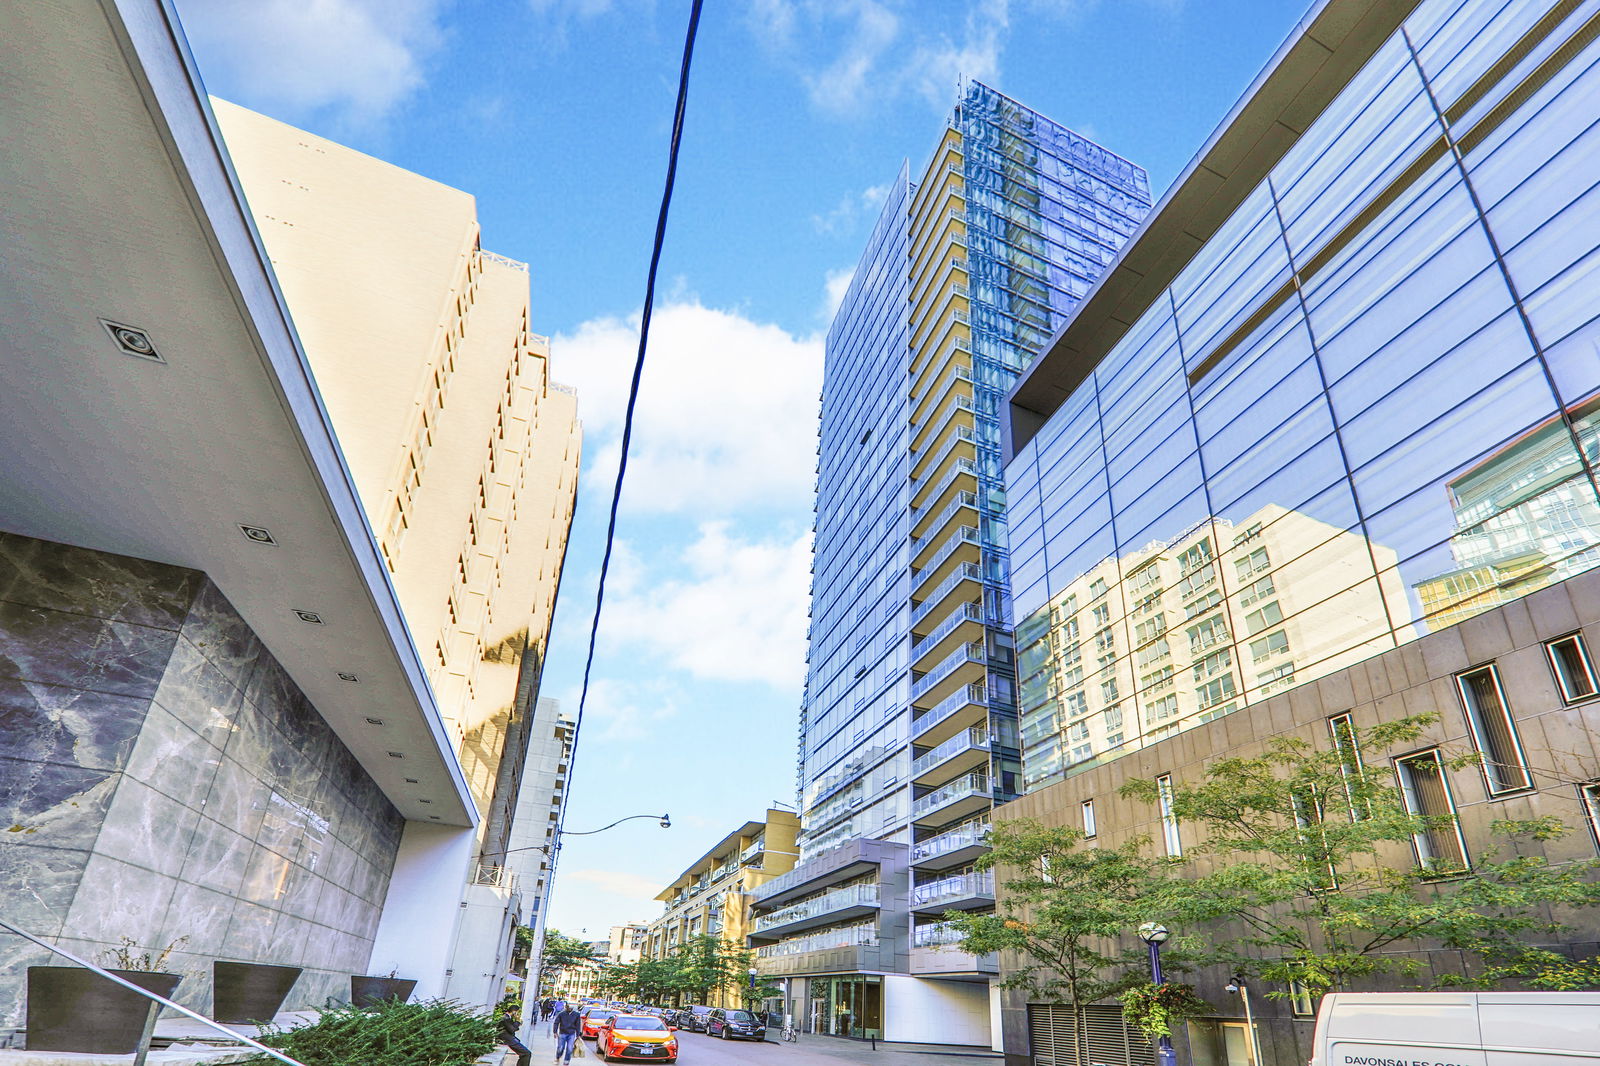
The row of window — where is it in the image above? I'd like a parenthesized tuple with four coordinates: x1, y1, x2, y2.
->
(1080, 631, 1600, 869)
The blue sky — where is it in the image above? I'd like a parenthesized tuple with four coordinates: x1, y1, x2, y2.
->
(176, 0, 1306, 941)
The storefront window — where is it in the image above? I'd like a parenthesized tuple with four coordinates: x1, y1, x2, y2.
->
(807, 976, 882, 1038)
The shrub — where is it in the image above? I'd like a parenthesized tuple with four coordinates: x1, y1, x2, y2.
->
(244, 998, 497, 1066)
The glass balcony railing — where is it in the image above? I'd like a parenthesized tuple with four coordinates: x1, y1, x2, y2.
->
(756, 922, 878, 958)
(911, 563, 985, 626)
(911, 682, 986, 738)
(912, 726, 989, 777)
(911, 527, 981, 594)
(912, 821, 991, 863)
(911, 459, 979, 525)
(910, 601, 983, 663)
(912, 772, 989, 820)
(910, 492, 980, 559)
(913, 921, 966, 948)
(912, 869, 995, 908)
(911, 641, 984, 701)
(754, 883, 879, 934)
(910, 422, 977, 480)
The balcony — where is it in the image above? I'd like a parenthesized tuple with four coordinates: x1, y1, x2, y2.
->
(909, 492, 980, 570)
(740, 839, 766, 864)
(910, 640, 985, 708)
(911, 869, 995, 912)
(909, 390, 979, 456)
(911, 821, 991, 870)
(910, 600, 983, 670)
(910, 458, 979, 535)
(909, 924, 999, 975)
(910, 526, 981, 599)
(912, 726, 990, 785)
(909, 421, 977, 485)
(752, 883, 880, 938)
(910, 562, 984, 630)
(911, 772, 991, 826)
(910, 682, 987, 747)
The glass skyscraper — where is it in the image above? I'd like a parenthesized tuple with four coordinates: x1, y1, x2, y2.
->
(749, 81, 1149, 1047)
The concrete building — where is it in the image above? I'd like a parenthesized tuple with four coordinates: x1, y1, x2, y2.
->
(504, 699, 576, 992)
(999, 0, 1600, 1062)
(785, 79, 1150, 1047)
(0, 0, 577, 1030)
(646, 809, 800, 1007)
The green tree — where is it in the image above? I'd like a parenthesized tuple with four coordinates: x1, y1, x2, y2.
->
(669, 934, 753, 1005)
(1119, 713, 1600, 995)
(540, 928, 597, 985)
(943, 820, 1193, 1062)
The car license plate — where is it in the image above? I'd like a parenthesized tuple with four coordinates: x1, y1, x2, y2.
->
(636, 1049, 659, 1055)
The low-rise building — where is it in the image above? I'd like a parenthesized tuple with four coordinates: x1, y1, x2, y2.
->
(644, 809, 801, 1006)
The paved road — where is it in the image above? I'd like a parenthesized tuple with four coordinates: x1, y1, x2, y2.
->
(517, 1024, 1001, 1066)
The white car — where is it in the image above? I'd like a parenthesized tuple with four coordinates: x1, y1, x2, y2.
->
(1310, 992, 1600, 1066)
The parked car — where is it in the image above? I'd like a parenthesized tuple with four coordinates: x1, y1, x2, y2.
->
(679, 1005, 713, 1033)
(580, 1007, 619, 1040)
(705, 1007, 767, 1041)
(598, 1013, 679, 1063)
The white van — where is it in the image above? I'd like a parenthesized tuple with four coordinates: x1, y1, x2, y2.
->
(1311, 992, 1600, 1066)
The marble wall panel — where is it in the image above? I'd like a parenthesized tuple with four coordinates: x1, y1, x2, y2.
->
(0, 537, 407, 1029)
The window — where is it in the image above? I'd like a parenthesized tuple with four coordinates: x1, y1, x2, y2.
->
(1196, 674, 1236, 709)
(1136, 639, 1170, 667)
(1250, 630, 1290, 662)
(1081, 799, 1097, 838)
(1327, 713, 1367, 818)
(1239, 575, 1275, 608)
(1187, 615, 1229, 655)
(1193, 648, 1232, 682)
(1177, 538, 1213, 574)
(1089, 577, 1109, 599)
(1287, 980, 1316, 1017)
(1235, 547, 1270, 580)
(1146, 694, 1178, 722)
(1546, 634, 1599, 702)
(1395, 750, 1468, 873)
(1103, 705, 1124, 730)
(1183, 589, 1222, 619)
(1092, 603, 1111, 627)
(1134, 614, 1166, 645)
(1245, 601, 1284, 635)
(1100, 678, 1119, 703)
(1140, 665, 1174, 693)
(1583, 783, 1600, 852)
(1456, 665, 1530, 795)
(1156, 774, 1181, 857)
(1233, 523, 1263, 546)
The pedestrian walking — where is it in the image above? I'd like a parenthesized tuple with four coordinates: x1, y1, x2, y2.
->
(549, 998, 568, 1036)
(540, 997, 555, 1022)
(498, 1009, 532, 1066)
(552, 1003, 583, 1065)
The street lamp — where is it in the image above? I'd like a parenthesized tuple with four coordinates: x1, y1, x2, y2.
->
(1224, 976, 1260, 1066)
(492, 812, 672, 859)
(1137, 922, 1177, 1066)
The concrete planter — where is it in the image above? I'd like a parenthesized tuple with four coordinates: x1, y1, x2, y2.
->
(26, 966, 182, 1053)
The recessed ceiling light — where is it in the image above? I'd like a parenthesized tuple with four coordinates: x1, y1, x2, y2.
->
(338, 672, 360, 683)
(429, 815, 441, 820)
(419, 799, 433, 804)
(404, 778, 419, 784)
(387, 751, 404, 759)
(101, 319, 164, 363)
(294, 609, 324, 625)
(239, 525, 276, 545)
(365, 717, 385, 726)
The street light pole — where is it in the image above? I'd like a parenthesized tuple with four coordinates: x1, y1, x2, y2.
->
(1137, 922, 1178, 1066)
(1225, 976, 1260, 1066)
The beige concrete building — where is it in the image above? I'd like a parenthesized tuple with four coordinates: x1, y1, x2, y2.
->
(1017, 504, 1413, 792)
(214, 100, 581, 1006)
(644, 809, 801, 1006)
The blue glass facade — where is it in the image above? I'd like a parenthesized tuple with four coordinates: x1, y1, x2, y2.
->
(1004, 0, 1600, 792)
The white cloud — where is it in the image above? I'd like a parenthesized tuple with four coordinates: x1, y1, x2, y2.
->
(802, 0, 902, 113)
(601, 523, 811, 689)
(570, 676, 679, 742)
(906, 0, 1007, 108)
(550, 301, 822, 516)
(561, 869, 663, 898)
(811, 183, 890, 236)
(175, 0, 447, 127)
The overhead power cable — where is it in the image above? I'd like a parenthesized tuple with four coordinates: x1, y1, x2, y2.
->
(561, 0, 704, 831)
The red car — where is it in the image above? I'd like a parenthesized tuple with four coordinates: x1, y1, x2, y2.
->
(598, 1013, 679, 1063)
(580, 1008, 618, 1039)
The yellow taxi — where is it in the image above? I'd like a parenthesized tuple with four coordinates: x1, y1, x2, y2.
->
(597, 1012, 679, 1063)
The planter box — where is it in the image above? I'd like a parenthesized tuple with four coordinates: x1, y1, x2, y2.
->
(212, 962, 301, 1024)
(350, 976, 417, 1007)
(26, 966, 182, 1053)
